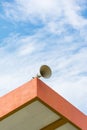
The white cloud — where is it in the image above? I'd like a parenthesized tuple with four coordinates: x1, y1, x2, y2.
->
(62, 0, 87, 29)
(18, 43, 35, 56)
(1, 0, 87, 28)
(1, 0, 62, 23)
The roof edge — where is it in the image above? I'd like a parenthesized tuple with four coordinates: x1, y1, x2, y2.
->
(37, 78, 87, 130)
(0, 78, 37, 118)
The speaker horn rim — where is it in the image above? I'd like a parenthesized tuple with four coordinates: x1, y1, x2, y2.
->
(39, 65, 52, 78)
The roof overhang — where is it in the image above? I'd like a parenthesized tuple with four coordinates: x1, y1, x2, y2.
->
(0, 78, 87, 130)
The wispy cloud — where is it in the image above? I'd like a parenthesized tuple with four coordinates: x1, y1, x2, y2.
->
(1, 0, 87, 27)
(0, 0, 87, 114)
(1, 0, 62, 23)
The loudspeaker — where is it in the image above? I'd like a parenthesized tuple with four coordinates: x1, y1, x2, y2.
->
(37, 65, 52, 78)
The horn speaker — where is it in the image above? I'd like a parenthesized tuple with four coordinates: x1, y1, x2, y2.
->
(37, 65, 52, 78)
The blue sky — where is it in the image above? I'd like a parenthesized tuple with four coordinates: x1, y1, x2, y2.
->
(0, 0, 87, 115)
